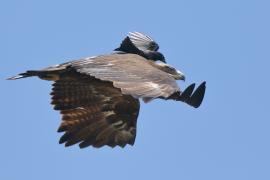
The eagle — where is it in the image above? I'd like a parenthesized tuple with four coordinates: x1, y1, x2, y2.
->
(7, 32, 206, 148)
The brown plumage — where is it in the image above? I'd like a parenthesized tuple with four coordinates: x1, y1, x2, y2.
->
(7, 48, 206, 148)
(51, 72, 139, 148)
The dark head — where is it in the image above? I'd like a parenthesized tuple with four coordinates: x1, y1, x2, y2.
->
(144, 51, 166, 63)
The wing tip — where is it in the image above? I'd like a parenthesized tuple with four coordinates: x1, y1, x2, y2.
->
(190, 81, 206, 108)
(177, 81, 206, 108)
(6, 75, 25, 80)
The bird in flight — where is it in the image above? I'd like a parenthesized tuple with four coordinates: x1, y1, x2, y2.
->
(7, 32, 206, 148)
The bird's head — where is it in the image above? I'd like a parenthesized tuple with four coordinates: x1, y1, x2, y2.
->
(155, 62, 185, 81)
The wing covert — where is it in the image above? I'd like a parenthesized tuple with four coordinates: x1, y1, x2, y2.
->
(69, 54, 180, 101)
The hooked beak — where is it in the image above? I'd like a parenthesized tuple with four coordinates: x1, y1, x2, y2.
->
(175, 70, 185, 81)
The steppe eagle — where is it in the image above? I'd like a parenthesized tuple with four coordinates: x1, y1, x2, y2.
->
(7, 32, 206, 148)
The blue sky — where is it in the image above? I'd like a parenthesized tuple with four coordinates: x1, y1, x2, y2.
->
(1, 0, 270, 179)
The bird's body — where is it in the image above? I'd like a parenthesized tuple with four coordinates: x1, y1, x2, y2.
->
(8, 32, 206, 148)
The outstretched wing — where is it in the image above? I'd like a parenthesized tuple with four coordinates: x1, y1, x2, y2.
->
(51, 73, 140, 148)
(128, 32, 159, 51)
(69, 53, 180, 102)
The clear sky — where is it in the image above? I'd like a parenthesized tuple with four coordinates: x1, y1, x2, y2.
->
(1, 0, 269, 179)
